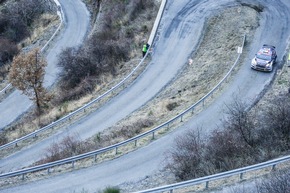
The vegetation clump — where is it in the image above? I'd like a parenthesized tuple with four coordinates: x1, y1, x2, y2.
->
(55, 0, 157, 102)
(166, 95, 290, 181)
(0, 0, 56, 80)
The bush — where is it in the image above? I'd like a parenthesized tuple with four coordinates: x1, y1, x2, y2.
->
(166, 96, 290, 181)
(102, 187, 120, 193)
(165, 129, 208, 181)
(0, 0, 53, 42)
(37, 134, 93, 164)
(261, 95, 290, 150)
(127, 0, 155, 21)
(0, 131, 8, 146)
(112, 118, 154, 138)
(0, 38, 19, 67)
(257, 170, 290, 193)
(224, 99, 258, 148)
(206, 129, 256, 172)
(57, 35, 130, 101)
(56, 0, 156, 101)
(57, 47, 95, 89)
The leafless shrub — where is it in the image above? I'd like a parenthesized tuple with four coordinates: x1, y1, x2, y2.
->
(0, 38, 19, 67)
(37, 133, 93, 164)
(166, 102, 179, 111)
(37, 118, 154, 164)
(224, 99, 258, 148)
(57, 47, 96, 89)
(56, 0, 156, 101)
(165, 129, 209, 181)
(112, 118, 154, 139)
(260, 95, 290, 151)
(166, 95, 290, 181)
(166, 127, 259, 181)
(127, 0, 155, 21)
(0, 131, 8, 146)
(42, 142, 61, 163)
(0, 0, 50, 42)
(256, 170, 290, 193)
(57, 35, 130, 102)
(206, 129, 257, 172)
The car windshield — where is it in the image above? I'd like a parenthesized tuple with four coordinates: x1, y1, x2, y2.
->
(257, 53, 271, 61)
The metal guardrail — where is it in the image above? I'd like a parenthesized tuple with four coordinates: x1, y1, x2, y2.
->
(0, 34, 246, 179)
(0, 0, 64, 95)
(0, 84, 11, 95)
(135, 155, 290, 193)
(0, 0, 167, 149)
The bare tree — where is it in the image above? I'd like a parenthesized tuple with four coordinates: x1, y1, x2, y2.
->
(9, 48, 51, 114)
(224, 99, 257, 147)
(165, 129, 208, 181)
(261, 95, 290, 150)
(206, 129, 256, 172)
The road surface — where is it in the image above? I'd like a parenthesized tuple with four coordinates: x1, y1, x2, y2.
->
(1, 0, 290, 192)
(0, 0, 90, 129)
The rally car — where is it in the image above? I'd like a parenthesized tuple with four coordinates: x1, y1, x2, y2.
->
(251, 44, 277, 72)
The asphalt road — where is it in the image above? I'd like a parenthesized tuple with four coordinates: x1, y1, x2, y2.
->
(1, 0, 209, 172)
(1, 0, 290, 192)
(0, 0, 90, 129)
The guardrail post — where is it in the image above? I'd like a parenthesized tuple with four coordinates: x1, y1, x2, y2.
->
(272, 164, 276, 171)
(180, 115, 183, 122)
(135, 140, 137, 147)
(152, 132, 155, 140)
(116, 147, 118, 155)
(48, 168, 50, 174)
(205, 181, 209, 189)
(94, 154, 97, 162)
(240, 172, 243, 180)
(72, 161, 75, 169)
(191, 107, 194, 114)
(22, 174, 25, 180)
(202, 99, 205, 107)
(15, 143, 18, 147)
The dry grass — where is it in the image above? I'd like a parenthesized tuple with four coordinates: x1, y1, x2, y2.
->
(32, 5, 260, 172)
(2, 4, 289, 192)
(22, 13, 59, 47)
(1, 0, 159, 148)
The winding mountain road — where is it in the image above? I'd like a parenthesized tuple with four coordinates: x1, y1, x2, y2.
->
(0, 0, 90, 129)
(1, 0, 290, 192)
